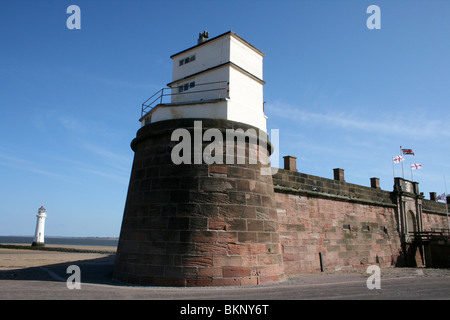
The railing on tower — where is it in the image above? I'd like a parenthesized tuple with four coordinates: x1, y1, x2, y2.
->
(141, 81, 229, 118)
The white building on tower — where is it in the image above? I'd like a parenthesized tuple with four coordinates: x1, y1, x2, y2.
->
(140, 30, 268, 132)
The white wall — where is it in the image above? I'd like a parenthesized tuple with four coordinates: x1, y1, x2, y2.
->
(170, 67, 229, 104)
(152, 31, 267, 131)
(229, 35, 263, 80)
(227, 67, 266, 132)
(172, 35, 231, 82)
(147, 101, 228, 124)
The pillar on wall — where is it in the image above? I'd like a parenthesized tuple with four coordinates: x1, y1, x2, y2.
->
(370, 177, 380, 189)
(333, 168, 344, 182)
(283, 156, 297, 172)
(430, 192, 437, 201)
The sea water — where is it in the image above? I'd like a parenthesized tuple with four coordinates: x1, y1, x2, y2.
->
(0, 236, 118, 247)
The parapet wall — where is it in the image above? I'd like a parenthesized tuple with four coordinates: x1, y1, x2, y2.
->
(272, 168, 401, 274)
(272, 169, 395, 208)
(272, 161, 449, 275)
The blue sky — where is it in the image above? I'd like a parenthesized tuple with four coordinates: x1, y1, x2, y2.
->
(1, 0, 449, 237)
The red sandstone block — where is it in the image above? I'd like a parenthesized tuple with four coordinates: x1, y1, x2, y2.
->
(271, 233, 280, 243)
(227, 218, 247, 231)
(186, 278, 213, 287)
(257, 232, 272, 243)
(184, 230, 218, 243)
(227, 243, 252, 255)
(241, 277, 259, 286)
(246, 193, 261, 206)
(216, 231, 238, 244)
(209, 218, 227, 231)
(250, 243, 266, 255)
(197, 267, 223, 278)
(241, 255, 258, 267)
(238, 232, 257, 243)
(258, 254, 281, 265)
(223, 267, 251, 278)
(257, 264, 284, 277)
(213, 255, 243, 267)
(212, 278, 242, 286)
(196, 242, 228, 255)
(282, 253, 295, 262)
(247, 219, 264, 232)
(265, 243, 280, 254)
(181, 255, 214, 267)
(209, 165, 227, 175)
(263, 221, 277, 232)
(236, 179, 250, 191)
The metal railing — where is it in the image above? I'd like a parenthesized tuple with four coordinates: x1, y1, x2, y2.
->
(409, 229, 450, 242)
(141, 81, 229, 118)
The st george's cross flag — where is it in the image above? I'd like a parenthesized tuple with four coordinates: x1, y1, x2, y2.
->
(410, 163, 422, 170)
(393, 155, 404, 164)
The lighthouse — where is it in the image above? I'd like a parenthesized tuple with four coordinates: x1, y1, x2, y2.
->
(32, 206, 46, 247)
(114, 31, 284, 287)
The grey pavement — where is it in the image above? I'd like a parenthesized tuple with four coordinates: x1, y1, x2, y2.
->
(1, 254, 450, 302)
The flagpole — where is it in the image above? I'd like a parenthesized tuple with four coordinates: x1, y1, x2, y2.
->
(400, 146, 404, 179)
(444, 175, 450, 232)
(392, 157, 395, 178)
(410, 165, 414, 181)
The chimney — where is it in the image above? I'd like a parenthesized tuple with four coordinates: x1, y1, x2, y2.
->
(198, 30, 209, 44)
(283, 156, 297, 172)
(430, 192, 437, 201)
(333, 168, 345, 182)
(370, 177, 380, 189)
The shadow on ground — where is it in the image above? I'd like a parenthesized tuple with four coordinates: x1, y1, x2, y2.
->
(0, 255, 117, 286)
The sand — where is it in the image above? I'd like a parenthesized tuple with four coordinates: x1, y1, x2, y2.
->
(0, 244, 116, 270)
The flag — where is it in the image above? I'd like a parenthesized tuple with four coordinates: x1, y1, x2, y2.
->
(437, 193, 446, 201)
(402, 148, 415, 156)
(393, 155, 404, 163)
(410, 163, 422, 170)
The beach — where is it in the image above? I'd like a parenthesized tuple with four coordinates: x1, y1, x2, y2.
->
(0, 244, 116, 270)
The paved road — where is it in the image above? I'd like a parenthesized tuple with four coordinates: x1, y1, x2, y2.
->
(1, 255, 450, 302)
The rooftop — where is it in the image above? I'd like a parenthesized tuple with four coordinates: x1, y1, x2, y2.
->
(170, 30, 265, 59)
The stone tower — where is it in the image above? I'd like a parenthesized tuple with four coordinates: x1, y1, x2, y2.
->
(113, 31, 285, 286)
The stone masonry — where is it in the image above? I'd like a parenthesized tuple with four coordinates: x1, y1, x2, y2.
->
(113, 119, 285, 286)
(114, 122, 449, 286)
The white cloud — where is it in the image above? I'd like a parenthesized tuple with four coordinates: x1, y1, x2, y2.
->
(267, 100, 450, 139)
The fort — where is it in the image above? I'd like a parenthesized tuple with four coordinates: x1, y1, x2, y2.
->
(112, 31, 450, 287)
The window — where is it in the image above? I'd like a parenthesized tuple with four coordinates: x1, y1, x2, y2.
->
(363, 225, 370, 232)
(179, 55, 196, 66)
(178, 81, 195, 93)
(343, 224, 351, 231)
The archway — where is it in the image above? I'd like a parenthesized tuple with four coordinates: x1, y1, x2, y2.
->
(406, 210, 417, 234)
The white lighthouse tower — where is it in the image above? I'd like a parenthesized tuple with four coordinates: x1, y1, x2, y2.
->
(32, 206, 46, 247)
